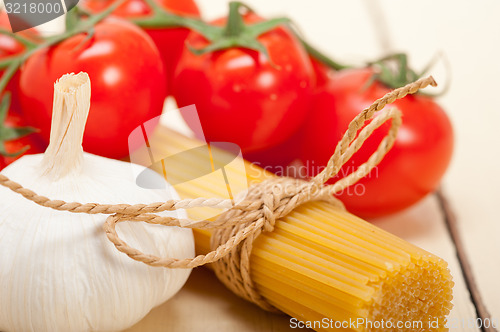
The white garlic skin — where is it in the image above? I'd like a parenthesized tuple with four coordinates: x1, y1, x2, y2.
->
(0, 153, 195, 332)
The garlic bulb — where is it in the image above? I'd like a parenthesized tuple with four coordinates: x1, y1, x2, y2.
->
(0, 72, 194, 332)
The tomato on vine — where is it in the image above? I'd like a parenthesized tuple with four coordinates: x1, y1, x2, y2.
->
(0, 12, 44, 168)
(301, 66, 454, 218)
(173, 3, 314, 154)
(0, 94, 44, 170)
(18, 17, 166, 159)
(82, 0, 201, 94)
(0, 12, 39, 113)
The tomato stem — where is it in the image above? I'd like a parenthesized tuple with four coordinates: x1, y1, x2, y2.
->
(300, 39, 351, 71)
(284, 21, 351, 71)
(179, 1, 291, 63)
(128, 0, 352, 72)
(0, 94, 37, 157)
(0, 59, 22, 95)
(129, 0, 216, 35)
(224, 2, 245, 37)
(0, 28, 39, 49)
(367, 52, 449, 97)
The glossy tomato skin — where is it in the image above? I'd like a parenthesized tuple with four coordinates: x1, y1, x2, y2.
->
(244, 57, 333, 172)
(82, 0, 201, 94)
(0, 112, 46, 170)
(243, 124, 305, 176)
(0, 12, 38, 114)
(173, 13, 314, 154)
(18, 18, 166, 159)
(301, 68, 454, 218)
(309, 56, 335, 90)
(0, 12, 44, 169)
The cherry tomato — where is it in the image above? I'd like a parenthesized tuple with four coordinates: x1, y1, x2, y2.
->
(309, 56, 335, 90)
(0, 111, 45, 170)
(0, 12, 43, 169)
(0, 12, 38, 113)
(244, 57, 335, 171)
(82, 0, 201, 95)
(173, 13, 314, 154)
(18, 17, 166, 159)
(242, 121, 307, 177)
(301, 68, 454, 218)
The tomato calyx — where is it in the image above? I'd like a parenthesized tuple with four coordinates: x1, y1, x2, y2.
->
(299, 39, 351, 71)
(103, 0, 352, 72)
(127, 0, 205, 30)
(0, 94, 37, 157)
(368, 53, 420, 90)
(0, 0, 124, 95)
(184, 1, 290, 63)
(368, 52, 450, 96)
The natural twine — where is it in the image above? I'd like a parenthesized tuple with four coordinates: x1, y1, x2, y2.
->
(0, 76, 436, 311)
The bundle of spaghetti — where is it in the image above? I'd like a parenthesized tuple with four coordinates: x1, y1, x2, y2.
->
(131, 125, 454, 332)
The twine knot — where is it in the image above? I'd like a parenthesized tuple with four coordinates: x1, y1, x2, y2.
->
(210, 176, 345, 310)
(0, 76, 437, 312)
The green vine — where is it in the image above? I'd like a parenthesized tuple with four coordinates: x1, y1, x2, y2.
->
(131, 0, 343, 67)
(0, 93, 37, 157)
(367, 52, 450, 96)
(0, 0, 447, 106)
(0, 0, 125, 94)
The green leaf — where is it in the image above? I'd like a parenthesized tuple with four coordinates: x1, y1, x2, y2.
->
(0, 126, 37, 142)
(187, 39, 235, 55)
(65, 6, 80, 31)
(0, 93, 11, 123)
(237, 37, 272, 63)
(246, 17, 290, 38)
(0, 93, 37, 144)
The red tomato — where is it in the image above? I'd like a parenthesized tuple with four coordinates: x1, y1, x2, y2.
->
(301, 68, 454, 218)
(0, 12, 38, 113)
(0, 111, 45, 170)
(0, 11, 43, 170)
(82, 0, 201, 95)
(309, 56, 335, 90)
(244, 56, 335, 171)
(18, 17, 166, 159)
(243, 125, 305, 176)
(173, 13, 314, 154)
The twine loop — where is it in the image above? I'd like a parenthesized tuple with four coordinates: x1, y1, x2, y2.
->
(0, 76, 437, 311)
(209, 176, 343, 311)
